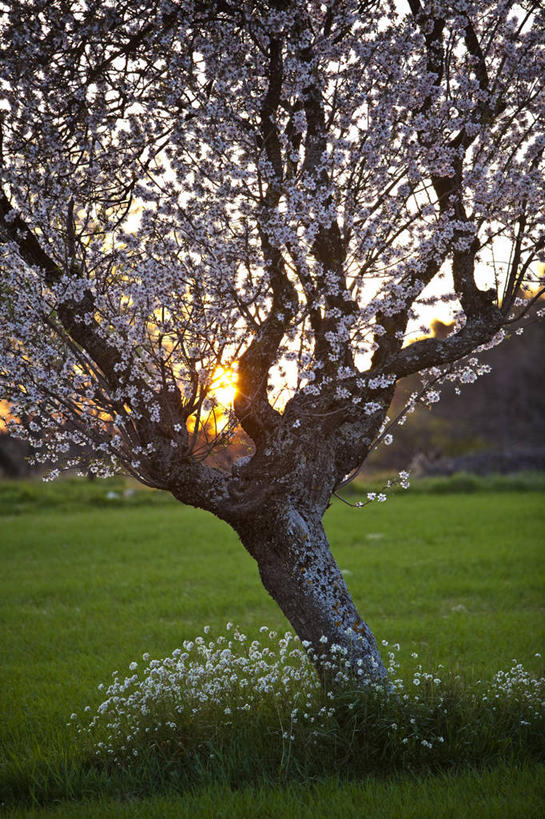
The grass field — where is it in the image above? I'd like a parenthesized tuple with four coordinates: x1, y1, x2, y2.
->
(1, 476, 544, 816)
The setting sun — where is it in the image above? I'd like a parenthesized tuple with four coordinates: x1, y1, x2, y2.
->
(210, 366, 238, 409)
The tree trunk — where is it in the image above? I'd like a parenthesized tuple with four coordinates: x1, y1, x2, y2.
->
(234, 502, 387, 684)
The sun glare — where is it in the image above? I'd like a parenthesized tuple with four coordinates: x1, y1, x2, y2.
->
(210, 366, 238, 408)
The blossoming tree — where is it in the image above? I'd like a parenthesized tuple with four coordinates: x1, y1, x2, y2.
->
(1, 0, 544, 679)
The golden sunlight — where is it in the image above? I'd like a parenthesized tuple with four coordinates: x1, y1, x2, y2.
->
(0, 399, 14, 433)
(210, 366, 238, 409)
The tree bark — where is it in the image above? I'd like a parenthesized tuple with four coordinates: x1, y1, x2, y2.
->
(234, 501, 387, 684)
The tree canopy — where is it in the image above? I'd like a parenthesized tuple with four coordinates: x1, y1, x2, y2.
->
(1, 0, 544, 500)
(1, 0, 544, 679)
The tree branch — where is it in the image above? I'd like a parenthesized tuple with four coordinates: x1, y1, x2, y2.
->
(390, 303, 503, 379)
(233, 33, 298, 445)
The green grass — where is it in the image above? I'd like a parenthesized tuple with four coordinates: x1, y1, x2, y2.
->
(4, 763, 544, 818)
(350, 470, 545, 495)
(1, 477, 544, 815)
(1, 471, 543, 517)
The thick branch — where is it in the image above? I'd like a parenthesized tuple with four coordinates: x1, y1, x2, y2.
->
(0, 191, 123, 381)
(0, 192, 59, 282)
(297, 44, 357, 373)
(234, 34, 298, 444)
(391, 304, 503, 379)
(0, 191, 189, 472)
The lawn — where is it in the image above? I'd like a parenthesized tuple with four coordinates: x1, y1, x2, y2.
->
(1, 477, 544, 816)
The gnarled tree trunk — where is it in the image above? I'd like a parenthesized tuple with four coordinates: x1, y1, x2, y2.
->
(234, 500, 387, 682)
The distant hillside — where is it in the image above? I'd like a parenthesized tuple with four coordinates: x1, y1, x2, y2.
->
(366, 315, 545, 474)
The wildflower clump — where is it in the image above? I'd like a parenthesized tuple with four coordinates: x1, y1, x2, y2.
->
(71, 627, 545, 780)
(72, 625, 329, 766)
